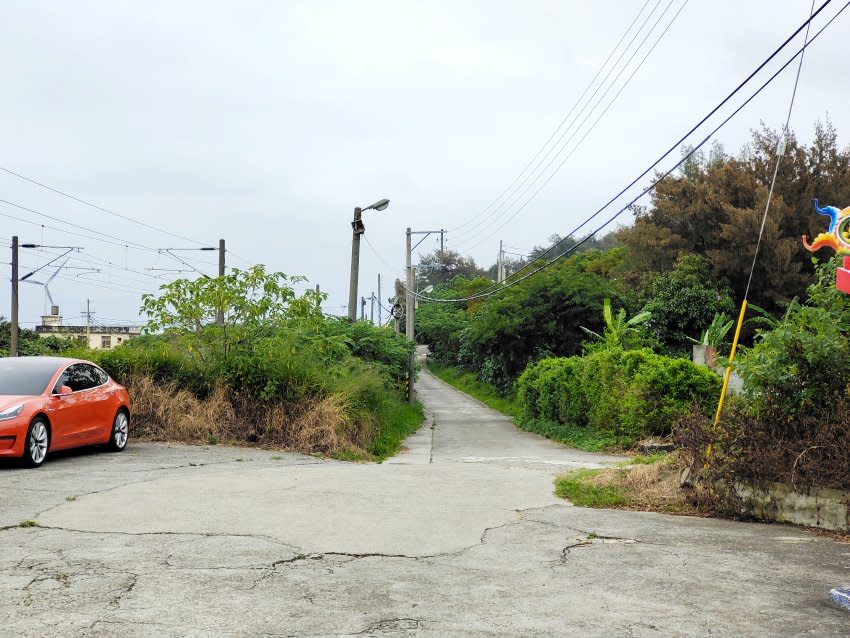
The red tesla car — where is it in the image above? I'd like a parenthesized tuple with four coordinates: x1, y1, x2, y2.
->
(0, 356, 131, 467)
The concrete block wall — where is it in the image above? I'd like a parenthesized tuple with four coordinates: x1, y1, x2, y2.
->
(734, 481, 849, 532)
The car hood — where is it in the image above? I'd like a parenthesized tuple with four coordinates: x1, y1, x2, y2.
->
(0, 395, 37, 410)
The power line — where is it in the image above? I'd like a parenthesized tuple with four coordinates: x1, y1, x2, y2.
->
(0, 165, 209, 247)
(457, 0, 688, 250)
(447, 0, 655, 235)
(0, 208, 136, 250)
(451, 0, 684, 245)
(0, 198, 158, 252)
(446, 0, 838, 299)
(412, 0, 846, 304)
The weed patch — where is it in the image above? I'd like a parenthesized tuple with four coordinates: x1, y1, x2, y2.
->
(555, 453, 696, 513)
(555, 470, 627, 507)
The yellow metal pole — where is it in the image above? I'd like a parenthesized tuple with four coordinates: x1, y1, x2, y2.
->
(704, 299, 748, 465)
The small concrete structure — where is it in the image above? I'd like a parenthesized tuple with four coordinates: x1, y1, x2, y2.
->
(734, 480, 850, 532)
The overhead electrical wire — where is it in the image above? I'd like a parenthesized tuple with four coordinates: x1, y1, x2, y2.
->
(438, 0, 837, 300)
(451, 0, 684, 247)
(411, 0, 846, 304)
(0, 198, 158, 252)
(457, 0, 689, 250)
(447, 0, 655, 235)
(706, 0, 818, 464)
(0, 208, 137, 250)
(0, 165, 210, 247)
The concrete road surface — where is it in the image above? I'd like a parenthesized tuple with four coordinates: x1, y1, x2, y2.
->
(1, 369, 848, 637)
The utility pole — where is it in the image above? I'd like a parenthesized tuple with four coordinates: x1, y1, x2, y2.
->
(377, 273, 382, 327)
(84, 299, 92, 348)
(360, 296, 366, 321)
(498, 240, 505, 283)
(369, 292, 375, 325)
(347, 198, 390, 322)
(405, 228, 415, 404)
(393, 278, 403, 337)
(348, 208, 363, 322)
(216, 238, 225, 325)
(10, 236, 18, 357)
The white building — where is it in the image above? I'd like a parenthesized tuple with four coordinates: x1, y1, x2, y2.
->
(35, 306, 141, 350)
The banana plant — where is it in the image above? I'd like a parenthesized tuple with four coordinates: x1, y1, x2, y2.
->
(688, 313, 734, 348)
(581, 298, 651, 350)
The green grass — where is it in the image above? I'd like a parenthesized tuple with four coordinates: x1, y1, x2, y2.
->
(517, 417, 620, 452)
(620, 452, 669, 466)
(554, 469, 627, 507)
(428, 362, 520, 416)
(65, 495, 77, 502)
(19, 520, 40, 528)
(369, 398, 425, 461)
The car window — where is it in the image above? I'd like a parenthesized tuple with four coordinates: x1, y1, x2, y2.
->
(0, 358, 58, 395)
(57, 364, 101, 392)
(93, 366, 109, 386)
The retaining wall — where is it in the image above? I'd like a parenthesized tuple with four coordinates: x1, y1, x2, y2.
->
(734, 481, 850, 532)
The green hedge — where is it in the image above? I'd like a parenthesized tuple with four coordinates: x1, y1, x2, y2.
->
(517, 348, 720, 445)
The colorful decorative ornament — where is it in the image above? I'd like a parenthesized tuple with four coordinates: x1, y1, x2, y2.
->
(803, 199, 850, 294)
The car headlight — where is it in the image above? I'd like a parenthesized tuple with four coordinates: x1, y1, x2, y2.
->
(0, 404, 24, 421)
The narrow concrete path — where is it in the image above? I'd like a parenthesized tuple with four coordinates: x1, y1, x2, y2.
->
(398, 369, 623, 470)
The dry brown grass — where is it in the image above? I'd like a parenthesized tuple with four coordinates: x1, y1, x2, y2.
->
(583, 452, 696, 514)
(126, 374, 371, 456)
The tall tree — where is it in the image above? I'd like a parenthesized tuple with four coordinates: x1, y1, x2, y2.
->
(618, 122, 850, 309)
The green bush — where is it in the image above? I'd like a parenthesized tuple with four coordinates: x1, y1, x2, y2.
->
(518, 348, 720, 446)
(736, 257, 850, 418)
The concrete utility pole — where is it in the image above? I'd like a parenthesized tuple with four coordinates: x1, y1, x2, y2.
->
(406, 228, 415, 404)
(403, 228, 447, 404)
(360, 296, 367, 321)
(498, 240, 505, 283)
(10, 236, 19, 357)
(377, 273, 382, 327)
(347, 198, 390, 323)
(84, 299, 92, 347)
(369, 292, 375, 325)
(348, 207, 363, 323)
(216, 238, 225, 325)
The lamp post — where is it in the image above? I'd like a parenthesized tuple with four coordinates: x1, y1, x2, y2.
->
(348, 198, 389, 322)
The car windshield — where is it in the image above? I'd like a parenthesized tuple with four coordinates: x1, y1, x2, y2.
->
(0, 357, 61, 396)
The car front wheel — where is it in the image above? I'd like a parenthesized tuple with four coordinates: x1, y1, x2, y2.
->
(24, 419, 49, 468)
(108, 411, 129, 452)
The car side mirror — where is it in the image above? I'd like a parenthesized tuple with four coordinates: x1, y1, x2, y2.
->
(55, 385, 73, 396)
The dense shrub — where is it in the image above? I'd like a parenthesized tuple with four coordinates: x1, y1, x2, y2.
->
(674, 255, 850, 495)
(518, 348, 720, 446)
(676, 396, 850, 493)
(735, 257, 850, 418)
(65, 267, 422, 458)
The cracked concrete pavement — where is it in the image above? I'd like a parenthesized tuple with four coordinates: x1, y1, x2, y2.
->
(1, 369, 849, 636)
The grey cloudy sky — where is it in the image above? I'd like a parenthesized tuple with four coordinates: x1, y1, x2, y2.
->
(1, 0, 847, 327)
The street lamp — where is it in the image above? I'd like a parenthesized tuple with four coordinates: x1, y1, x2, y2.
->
(348, 198, 390, 322)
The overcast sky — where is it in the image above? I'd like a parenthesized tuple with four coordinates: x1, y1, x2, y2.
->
(1, 0, 847, 328)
